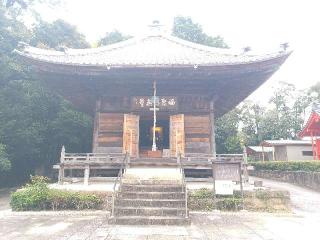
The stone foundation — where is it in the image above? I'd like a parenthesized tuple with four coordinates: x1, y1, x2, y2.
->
(250, 170, 320, 192)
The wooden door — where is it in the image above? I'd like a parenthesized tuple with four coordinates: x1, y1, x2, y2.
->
(123, 114, 140, 157)
(170, 114, 185, 157)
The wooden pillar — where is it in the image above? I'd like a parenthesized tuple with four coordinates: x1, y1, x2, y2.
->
(92, 100, 101, 153)
(209, 100, 216, 157)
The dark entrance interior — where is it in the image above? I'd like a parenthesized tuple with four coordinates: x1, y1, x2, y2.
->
(139, 118, 169, 151)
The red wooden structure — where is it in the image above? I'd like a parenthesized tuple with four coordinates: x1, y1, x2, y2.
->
(299, 108, 320, 160)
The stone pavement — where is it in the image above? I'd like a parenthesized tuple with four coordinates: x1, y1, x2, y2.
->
(1, 178, 320, 240)
(0, 210, 319, 240)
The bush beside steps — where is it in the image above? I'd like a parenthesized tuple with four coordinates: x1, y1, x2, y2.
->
(10, 176, 104, 211)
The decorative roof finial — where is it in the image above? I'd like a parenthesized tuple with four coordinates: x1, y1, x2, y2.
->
(280, 42, 289, 52)
(17, 41, 29, 49)
(148, 20, 165, 36)
(242, 46, 251, 54)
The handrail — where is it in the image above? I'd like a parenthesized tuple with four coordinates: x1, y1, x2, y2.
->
(111, 152, 129, 217)
(177, 153, 188, 218)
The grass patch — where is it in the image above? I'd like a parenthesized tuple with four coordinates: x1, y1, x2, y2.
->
(188, 188, 290, 212)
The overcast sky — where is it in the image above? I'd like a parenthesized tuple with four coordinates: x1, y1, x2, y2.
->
(37, 0, 320, 105)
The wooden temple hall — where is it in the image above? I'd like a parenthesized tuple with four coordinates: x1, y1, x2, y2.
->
(15, 25, 291, 176)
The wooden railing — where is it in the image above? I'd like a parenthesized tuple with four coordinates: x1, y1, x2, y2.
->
(55, 147, 244, 184)
(177, 153, 188, 219)
(216, 154, 243, 161)
(61, 152, 126, 164)
(56, 146, 127, 185)
(111, 152, 129, 217)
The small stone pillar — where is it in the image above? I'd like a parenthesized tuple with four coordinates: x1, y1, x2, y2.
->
(84, 153, 90, 186)
(58, 146, 65, 184)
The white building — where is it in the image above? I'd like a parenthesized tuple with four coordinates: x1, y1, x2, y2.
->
(261, 140, 313, 161)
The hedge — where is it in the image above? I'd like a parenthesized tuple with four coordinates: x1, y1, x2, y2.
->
(10, 176, 104, 211)
(250, 161, 320, 172)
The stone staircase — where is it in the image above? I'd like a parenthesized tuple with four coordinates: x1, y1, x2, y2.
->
(109, 168, 190, 225)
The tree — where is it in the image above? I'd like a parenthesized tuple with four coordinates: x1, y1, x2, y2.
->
(308, 82, 320, 105)
(0, 1, 94, 186)
(0, 144, 10, 172)
(0, 80, 92, 183)
(0, 3, 30, 85)
(215, 109, 242, 153)
(240, 82, 312, 143)
(240, 100, 264, 146)
(172, 16, 228, 48)
(31, 19, 90, 49)
(3, 0, 60, 9)
(98, 30, 131, 46)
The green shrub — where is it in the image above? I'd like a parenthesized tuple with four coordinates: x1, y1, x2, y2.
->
(250, 161, 320, 172)
(47, 190, 103, 210)
(10, 175, 103, 211)
(216, 198, 243, 211)
(190, 188, 213, 199)
(188, 188, 289, 212)
(10, 176, 50, 211)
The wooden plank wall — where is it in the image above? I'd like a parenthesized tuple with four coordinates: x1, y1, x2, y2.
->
(184, 114, 211, 154)
(94, 113, 124, 153)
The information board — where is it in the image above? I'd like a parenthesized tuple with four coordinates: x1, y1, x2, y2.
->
(213, 162, 241, 182)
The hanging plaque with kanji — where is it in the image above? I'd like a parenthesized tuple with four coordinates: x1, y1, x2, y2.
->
(131, 96, 177, 111)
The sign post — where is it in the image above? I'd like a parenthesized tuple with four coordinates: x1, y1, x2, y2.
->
(211, 161, 244, 209)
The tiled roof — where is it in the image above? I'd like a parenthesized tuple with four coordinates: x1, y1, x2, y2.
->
(15, 33, 289, 67)
(247, 146, 274, 152)
(312, 104, 320, 115)
(262, 140, 312, 146)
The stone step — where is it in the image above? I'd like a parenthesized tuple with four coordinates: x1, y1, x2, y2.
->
(132, 158, 176, 162)
(118, 191, 185, 199)
(114, 207, 187, 217)
(115, 198, 185, 208)
(109, 216, 190, 225)
(122, 179, 182, 185)
(121, 184, 183, 192)
(129, 163, 179, 168)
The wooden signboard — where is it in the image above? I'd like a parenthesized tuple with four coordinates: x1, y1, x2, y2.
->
(170, 114, 185, 157)
(123, 114, 139, 157)
(213, 163, 241, 182)
(131, 96, 177, 111)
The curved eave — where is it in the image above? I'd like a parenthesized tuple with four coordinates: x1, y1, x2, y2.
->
(16, 49, 291, 76)
(15, 49, 291, 118)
